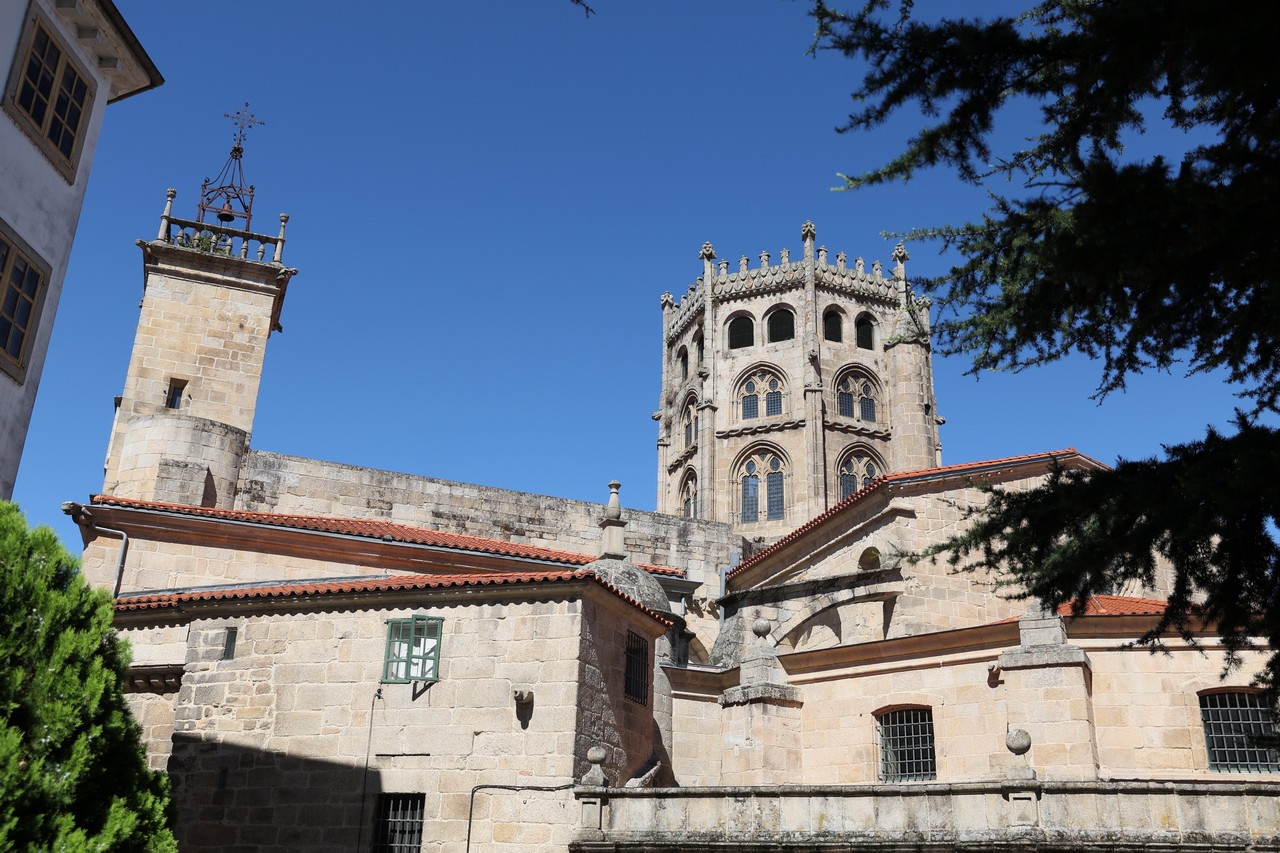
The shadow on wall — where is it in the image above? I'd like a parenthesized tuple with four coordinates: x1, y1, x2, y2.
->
(168, 734, 380, 852)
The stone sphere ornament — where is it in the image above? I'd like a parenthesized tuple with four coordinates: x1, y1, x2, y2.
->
(1006, 728, 1032, 755)
(752, 618, 771, 638)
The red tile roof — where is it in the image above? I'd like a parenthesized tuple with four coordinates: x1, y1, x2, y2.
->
(728, 449, 1099, 580)
(89, 495, 684, 577)
(114, 568, 674, 626)
(1060, 594, 1168, 617)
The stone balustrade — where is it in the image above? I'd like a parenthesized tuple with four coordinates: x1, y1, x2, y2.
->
(153, 189, 288, 264)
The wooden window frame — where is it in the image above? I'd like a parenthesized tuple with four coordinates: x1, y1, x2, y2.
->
(4, 6, 96, 183)
(0, 216, 51, 385)
(381, 616, 443, 684)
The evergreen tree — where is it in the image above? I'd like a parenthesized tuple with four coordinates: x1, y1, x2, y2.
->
(0, 502, 175, 851)
(811, 1, 1280, 688)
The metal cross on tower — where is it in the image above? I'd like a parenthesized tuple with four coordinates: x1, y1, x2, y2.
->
(197, 103, 266, 230)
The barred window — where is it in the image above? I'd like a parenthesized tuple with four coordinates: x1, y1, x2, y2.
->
(382, 616, 442, 684)
(878, 707, 937, 781)
(5, 15, 94, 178)
(1200, 691, 1280, 773)
(624, 630, 649, 704)
(372, 794, 425, 853)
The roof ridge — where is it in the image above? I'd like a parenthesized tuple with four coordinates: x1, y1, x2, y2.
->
(89, 495, 685, 577)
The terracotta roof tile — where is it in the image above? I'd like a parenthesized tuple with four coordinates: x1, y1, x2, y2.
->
(89, 495, 683, 577)
(728, 449, 1098, 580)
(114, 568, 674, 626)
(1060, 594, 1168, 617)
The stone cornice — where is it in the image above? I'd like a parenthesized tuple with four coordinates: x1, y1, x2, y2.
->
(715, 418, 804, 439)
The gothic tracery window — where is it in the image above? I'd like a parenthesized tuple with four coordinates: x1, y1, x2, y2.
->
(680, 472, 698, 519)
(740, 449, 786, 523)
(836, 373, 878, 423)
(740, 369, 784, 419)
(839, 452, 881, 500)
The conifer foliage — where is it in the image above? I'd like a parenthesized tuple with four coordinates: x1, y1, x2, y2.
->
(0, 502, 175, 851)
(811, 1, 1280, 689)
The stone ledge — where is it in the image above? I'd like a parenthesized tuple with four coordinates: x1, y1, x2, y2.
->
(718, 684, 801, 707)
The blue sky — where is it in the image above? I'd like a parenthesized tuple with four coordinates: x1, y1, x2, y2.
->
(13, 1, 1254, 544)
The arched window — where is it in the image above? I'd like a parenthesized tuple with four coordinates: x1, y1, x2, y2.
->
(823, 309, 843, 342)
(680, 472, 698, 519)
(681, 398, 698, 448)
(836, 373, 878, 423)
(877, 707, 936, 781)
(740, 448, 786, 523)
(677, 346, 689, 381)
(728, 315, 754, 349)
(740, 369, 784, 419)
(694, 331, 704, 364)
(766, 308, 795, 342)
(855, 313, 875, 349)
(839, 452, 881, 500)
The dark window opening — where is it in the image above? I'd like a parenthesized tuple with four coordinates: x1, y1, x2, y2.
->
(728, 316, 754, 349)
(678, 348, 688, 381)
(624, 630, 649, 704)
(372, 793, 426, 853)
(767, 309, 795, 342)
(856, 315, 875, 349)
(221, 627, 238, 660)
(823, 310, 842, 342)
(879, 707, 937, 781)
(165, 379, 187, 410)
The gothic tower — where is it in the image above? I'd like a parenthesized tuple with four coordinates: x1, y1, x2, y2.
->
(102, 110, 297, 508)
(655, 222, 941, 539)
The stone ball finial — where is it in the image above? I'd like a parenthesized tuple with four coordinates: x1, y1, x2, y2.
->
(605, 480, 622, 520)
(699, 242, 716, 261)
(1006, 728, 1032, 755)
(752, 618, 771, 638)
(587, 745, 608, 765)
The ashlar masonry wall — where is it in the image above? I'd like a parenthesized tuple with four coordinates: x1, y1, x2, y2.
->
(124, 588, 661, 853)
(235, 450, 742, 590)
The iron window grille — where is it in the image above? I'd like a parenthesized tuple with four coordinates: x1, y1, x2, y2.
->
(879, 707, 937, 781)
(372, 793, 425, 853)
(1200, 691, 1280, 773)
(624, 630, 649, 704)
(382, 616, 443, 684)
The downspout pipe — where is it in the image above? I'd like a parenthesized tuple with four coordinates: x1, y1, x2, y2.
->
(61, 501, 129, 598)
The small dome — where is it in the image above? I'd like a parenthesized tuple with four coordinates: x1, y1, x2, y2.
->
(587, 558, 672, 616)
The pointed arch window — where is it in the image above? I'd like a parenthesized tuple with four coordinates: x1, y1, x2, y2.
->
(823, 309, 843, 342)
(740, 369, 784, 420)
(839, 452, 880, 500)
(728, 315, 754, 349)
(681, 398, 699, 448)
(837, 374, 878, 423)
(740, 449, 785, 523)
(677, 346, 689, 381)
(855, 314, 875, 350)
(766, 308, 795, 342)
(680, 472, 698, 519)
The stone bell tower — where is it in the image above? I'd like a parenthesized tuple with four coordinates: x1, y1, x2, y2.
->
(102, 106, 297, 508)
(655, 222, 941, 538)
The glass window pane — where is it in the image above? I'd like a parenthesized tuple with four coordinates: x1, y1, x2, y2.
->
(765, 391, 782, 417)
(766, 471, 784, 520)
(742, 475, 758, 523)
(742, 394, 758, 419)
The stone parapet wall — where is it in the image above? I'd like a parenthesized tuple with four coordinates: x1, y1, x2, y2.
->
(572, 780, 1280, 851)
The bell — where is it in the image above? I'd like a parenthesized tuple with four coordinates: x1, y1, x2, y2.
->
(217, 199, 235, 223)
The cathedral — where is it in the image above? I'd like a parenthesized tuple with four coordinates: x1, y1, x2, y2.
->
(65, 152, 1279, 851)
